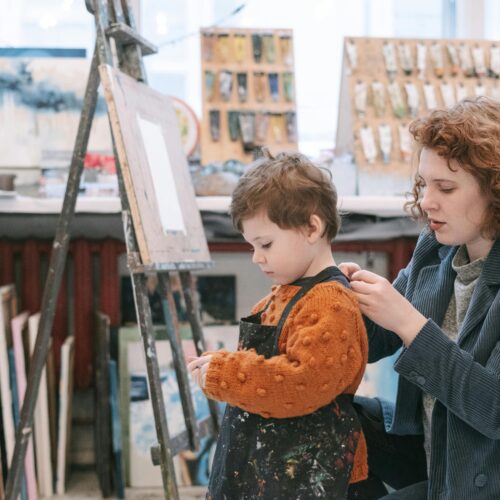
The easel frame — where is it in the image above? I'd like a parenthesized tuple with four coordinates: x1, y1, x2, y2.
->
(4, 1, 218, 498)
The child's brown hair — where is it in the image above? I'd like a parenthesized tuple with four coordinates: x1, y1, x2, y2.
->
(230, 149, 340, 241)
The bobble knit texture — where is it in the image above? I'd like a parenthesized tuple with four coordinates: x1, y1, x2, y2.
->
(203, 281, 369, 483)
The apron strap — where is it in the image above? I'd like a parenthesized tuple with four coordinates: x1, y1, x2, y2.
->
(273, 266, 341, 352)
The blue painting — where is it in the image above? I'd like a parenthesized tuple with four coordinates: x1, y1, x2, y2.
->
(357, 351, 400, 404)
(0, 48, 111, 168)
(127, 339, 213, 487)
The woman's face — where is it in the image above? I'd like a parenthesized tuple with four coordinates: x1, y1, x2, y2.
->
(418, 148, 494, 260)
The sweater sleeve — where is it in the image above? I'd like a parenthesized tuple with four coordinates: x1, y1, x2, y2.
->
(203, 283, 368, 418)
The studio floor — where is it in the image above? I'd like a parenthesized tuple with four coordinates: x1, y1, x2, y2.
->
(47, 470, 207, 500)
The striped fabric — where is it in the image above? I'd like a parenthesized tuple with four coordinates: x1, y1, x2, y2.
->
(365, 229, 500, 499)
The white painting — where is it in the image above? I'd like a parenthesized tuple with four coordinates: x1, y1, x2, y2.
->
(137, 115, 186, 235)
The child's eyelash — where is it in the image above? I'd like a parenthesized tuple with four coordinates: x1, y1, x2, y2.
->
(262, 242, 272, 249)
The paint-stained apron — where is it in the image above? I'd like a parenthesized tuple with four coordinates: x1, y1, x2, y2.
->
(207, 267, 362, 499)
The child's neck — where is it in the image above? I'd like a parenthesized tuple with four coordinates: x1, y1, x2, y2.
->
(302, 244, 336, 278)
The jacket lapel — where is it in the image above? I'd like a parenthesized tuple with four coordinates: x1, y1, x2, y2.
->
(458, 239, 500, 346)
(411, 245, 457, 328)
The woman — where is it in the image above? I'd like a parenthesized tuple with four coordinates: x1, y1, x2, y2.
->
(343, 96, 500, 499)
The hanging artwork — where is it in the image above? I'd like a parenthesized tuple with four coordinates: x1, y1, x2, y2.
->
(0, 48, 112, 168)
(170, 97, 200, 158)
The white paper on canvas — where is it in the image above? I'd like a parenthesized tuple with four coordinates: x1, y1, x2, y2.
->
(136, 115, 186, 235)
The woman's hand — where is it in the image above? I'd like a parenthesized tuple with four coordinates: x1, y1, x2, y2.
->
(338, 262, 361, 280)
(187, 355, 213, 389)
(350, 269, 428, 346)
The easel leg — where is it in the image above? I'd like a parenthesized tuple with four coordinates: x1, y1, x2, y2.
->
(179, 271, 220, 435)
(157, 273, 200, 451)
(131, 273, 179, 500)
(116, 131, 182, 496)
(4, 47, 101, 500)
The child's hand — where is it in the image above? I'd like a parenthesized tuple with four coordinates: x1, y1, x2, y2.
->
(187, 355, 213, 389)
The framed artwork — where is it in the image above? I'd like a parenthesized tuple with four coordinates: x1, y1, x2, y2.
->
(99, 64, 211, 268)
(171, 96, 200, 158)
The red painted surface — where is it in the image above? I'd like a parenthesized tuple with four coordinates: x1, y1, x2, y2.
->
(0, 238, 126, 389)
(21, 240, 42, 312)
(99, 239, 121, 326)
(0, 241, 14, 284)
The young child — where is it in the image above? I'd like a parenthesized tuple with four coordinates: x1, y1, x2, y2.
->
(188, 150, 368, 498)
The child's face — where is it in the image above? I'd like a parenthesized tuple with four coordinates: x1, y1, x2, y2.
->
(241, 211, 318, 285)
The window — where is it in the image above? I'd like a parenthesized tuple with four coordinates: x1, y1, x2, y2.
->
(0, 0, 493, 160)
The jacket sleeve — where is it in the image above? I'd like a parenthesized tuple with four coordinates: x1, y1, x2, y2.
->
(364, 265, 407, 363)
(365, 229, 439, 363)
(203, 284, 367, 418)
(395, 317, 500, 439)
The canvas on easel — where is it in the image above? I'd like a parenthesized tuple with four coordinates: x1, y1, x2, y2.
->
(98, 63, 211, 268)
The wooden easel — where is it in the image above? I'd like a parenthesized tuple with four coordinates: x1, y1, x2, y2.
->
(4, 1, 217, 499)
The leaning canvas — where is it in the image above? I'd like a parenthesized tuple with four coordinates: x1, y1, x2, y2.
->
(0, 285, 16, 469)
(11, 312, 38, 500)
(28, 313, 53, 497)
(127, 338, 205, 487)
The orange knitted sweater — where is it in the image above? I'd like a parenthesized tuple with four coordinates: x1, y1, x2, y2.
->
(203, 280, 369, 484)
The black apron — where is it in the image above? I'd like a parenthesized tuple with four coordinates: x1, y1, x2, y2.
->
(207, 267, 362, 500)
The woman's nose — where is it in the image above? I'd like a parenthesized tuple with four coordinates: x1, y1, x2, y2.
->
(420, 188, 435, 212)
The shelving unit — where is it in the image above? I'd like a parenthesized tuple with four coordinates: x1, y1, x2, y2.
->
(200, 27, 298, 165)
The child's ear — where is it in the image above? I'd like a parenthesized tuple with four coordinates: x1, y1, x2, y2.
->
(306, 214, 325, 242)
